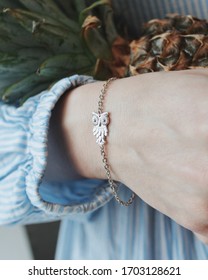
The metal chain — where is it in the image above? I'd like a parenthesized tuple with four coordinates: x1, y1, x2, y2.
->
(97, 77, 115, 114)
(96, 77, 136, 206)
(100, 146, 135, 206)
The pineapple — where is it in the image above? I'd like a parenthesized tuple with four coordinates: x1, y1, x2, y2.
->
(1, 0, 208, 105)
(129, 14, 208, 75)
(0, 0, 127, 104)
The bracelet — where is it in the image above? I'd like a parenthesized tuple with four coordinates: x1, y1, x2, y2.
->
(92, 77, 136, 206)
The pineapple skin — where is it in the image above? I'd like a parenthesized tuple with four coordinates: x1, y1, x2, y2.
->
(128, 14, 208, 75)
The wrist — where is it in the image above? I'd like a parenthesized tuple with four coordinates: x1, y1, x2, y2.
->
(60, 81, 108, 179)
(59, 76, 144, 184)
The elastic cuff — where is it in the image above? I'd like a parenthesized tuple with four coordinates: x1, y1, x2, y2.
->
(26, 75, 113, 216)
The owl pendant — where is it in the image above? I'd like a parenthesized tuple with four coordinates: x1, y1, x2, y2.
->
(92, 112, 109, 146)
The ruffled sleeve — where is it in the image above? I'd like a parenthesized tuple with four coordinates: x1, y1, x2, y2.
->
(0, 75, 113, 225)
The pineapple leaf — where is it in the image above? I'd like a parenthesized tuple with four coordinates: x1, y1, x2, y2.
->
(98, 3, 119, 44)
(0, 48, 51, 73)
(2, 8, 82, 50)
(18, 82, 52, 105)
(37, 54, 92, 78)
(0, 0, 23, 9)
(74, 0, 86, 17)
(54, 0, 78, 20)
(18, 0, 80, 32)
(79, 0, 110, 25)
(0, 0, 119, 104)
(82, 16, 112, 61)
(2, 73, 50, 103)
(3, 8, 77, 35)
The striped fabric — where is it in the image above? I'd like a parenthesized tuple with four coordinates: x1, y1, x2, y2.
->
(56, 189, 208, 260)
(1, 0, 208, 260)
(112, 0, 208, 37)
(0, 75, 114, 225)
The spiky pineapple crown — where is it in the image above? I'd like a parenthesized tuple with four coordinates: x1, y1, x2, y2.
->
(0, 0, 126, 105)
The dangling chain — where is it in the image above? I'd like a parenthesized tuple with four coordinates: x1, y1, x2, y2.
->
(92, 77, 136, 206)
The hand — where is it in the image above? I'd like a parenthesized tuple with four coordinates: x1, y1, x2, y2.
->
(60, 69, 208, 244)
(109, 69, 208, 244)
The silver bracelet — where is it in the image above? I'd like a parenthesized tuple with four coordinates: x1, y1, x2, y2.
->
(92, 77, 136, 206)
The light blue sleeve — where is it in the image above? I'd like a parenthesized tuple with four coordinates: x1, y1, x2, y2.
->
(0, 75, 113, 225)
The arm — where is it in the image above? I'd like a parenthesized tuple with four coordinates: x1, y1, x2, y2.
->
(61, 69, 208, 243)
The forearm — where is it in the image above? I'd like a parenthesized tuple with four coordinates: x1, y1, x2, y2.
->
(58, 81, 110, 180)
(57, 77, 141, 181)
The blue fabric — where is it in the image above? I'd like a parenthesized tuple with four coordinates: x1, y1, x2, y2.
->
(1, 0, 208, 260)
(55, 192, 208, 260)
(112, 0, 208, 37)
(0, 75, 113, 225)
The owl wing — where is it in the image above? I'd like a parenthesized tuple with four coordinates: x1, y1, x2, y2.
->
(93, 125, 108, 146)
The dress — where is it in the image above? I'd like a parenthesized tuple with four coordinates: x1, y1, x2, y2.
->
(1, 0, 208, 260)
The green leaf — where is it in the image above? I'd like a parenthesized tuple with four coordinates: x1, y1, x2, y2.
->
(0, 15, 39, 47)
(84, 28, 112, 61)
(37, 53, 92, 77)
(99, 4, 119, 44)
(0, 49, 51, 98)
(2, 8, 83, 50)
(75, 0, 86, 13)
(0, 0, 23, 9)
(3, 8, 74, 33)
(0, 48, 51, 72)
(18, 82, 51, 105)
(0, 35, 20, 52)
(19, 0, 80, 32)
(80, 0, 110, 24)
(2, 73, 50, 103)
(54, 0, 78, 20)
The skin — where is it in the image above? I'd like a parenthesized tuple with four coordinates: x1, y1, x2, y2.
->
(53, 69, 208, 244)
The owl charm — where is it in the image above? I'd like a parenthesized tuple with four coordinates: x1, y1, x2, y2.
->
(92, 112, 109, 146)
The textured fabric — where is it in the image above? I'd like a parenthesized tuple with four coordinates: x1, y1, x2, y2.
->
(1, 0, 208, 260)
(56, 191, 208, 260)
(112, 0, 208, 37)
(0, 75, 113, 225)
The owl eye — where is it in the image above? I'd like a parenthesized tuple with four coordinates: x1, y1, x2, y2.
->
(92, 114, 99, 125)
(101, 115, 108, 125)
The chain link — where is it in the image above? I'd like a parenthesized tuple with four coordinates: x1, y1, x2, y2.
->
(100, 146, 135, 206)
(96, 78, 136, 207)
